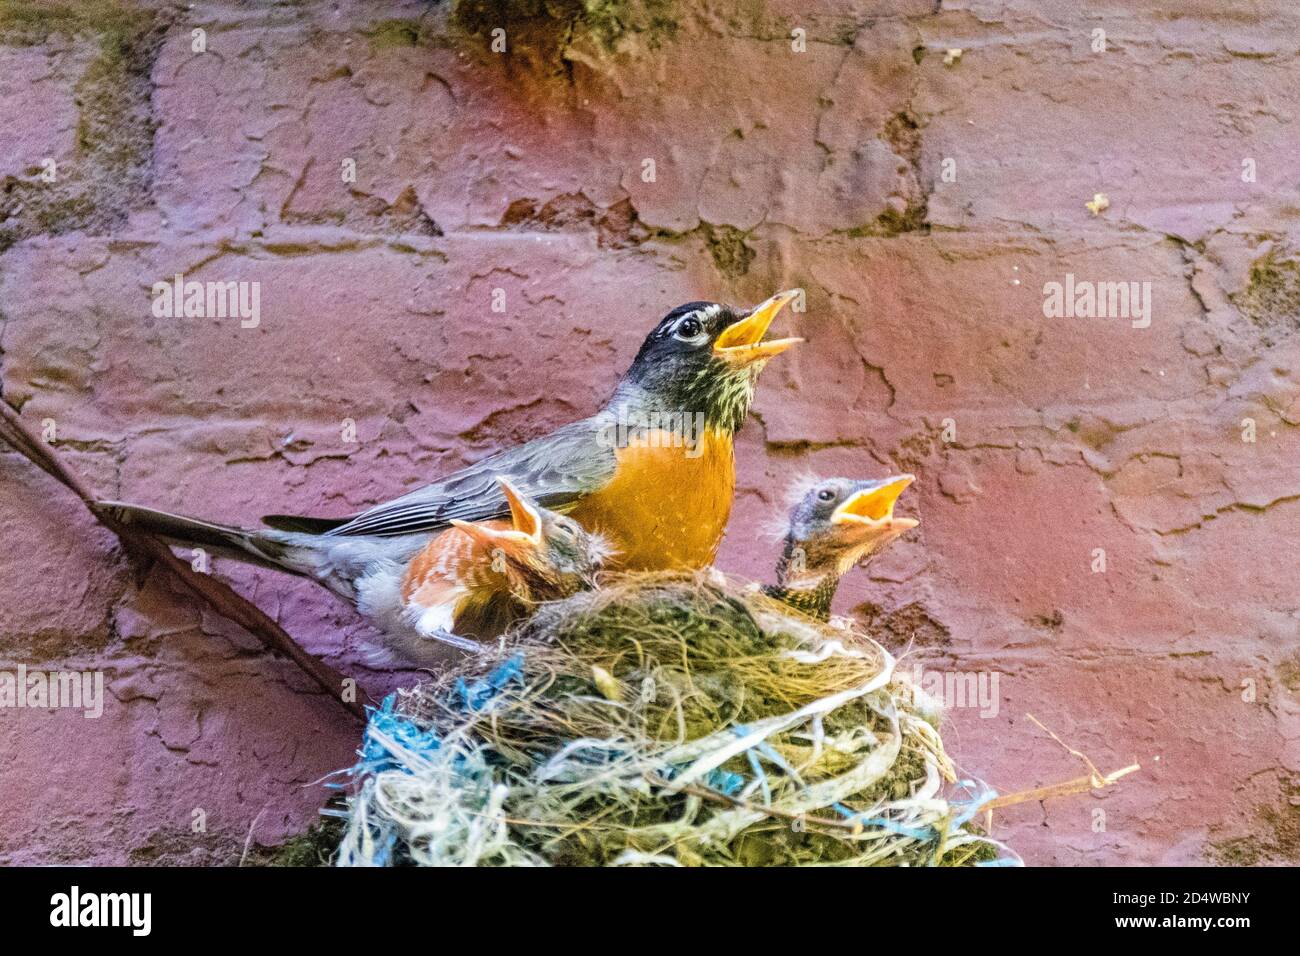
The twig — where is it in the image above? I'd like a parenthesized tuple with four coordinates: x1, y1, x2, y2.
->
(1026, 712, 1108, 783)
(984, 764, 1141, 811)
(984, 714, 1140, 812)
(0, 400, 365, 721)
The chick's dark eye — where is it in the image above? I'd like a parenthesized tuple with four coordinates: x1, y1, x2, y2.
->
(817, 489, 836, 502)
(674, 317, 703, 340)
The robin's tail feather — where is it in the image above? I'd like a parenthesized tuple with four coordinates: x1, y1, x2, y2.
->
(93, 501, 300, 574)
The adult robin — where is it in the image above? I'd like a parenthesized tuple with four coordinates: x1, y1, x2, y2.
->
(762, 474, 918, 621)
(98, 291, 800, 648)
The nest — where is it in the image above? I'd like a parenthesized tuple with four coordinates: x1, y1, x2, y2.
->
(334, 571, 1018, 867)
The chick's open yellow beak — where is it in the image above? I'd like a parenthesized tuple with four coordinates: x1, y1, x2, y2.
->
(832, 475, 918, 529)
(448, 477, 544, 551)
(713, 289, 803, 364)
(497, 477, 542, 542)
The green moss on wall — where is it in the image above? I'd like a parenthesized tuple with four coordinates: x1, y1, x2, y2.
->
(0, 0, 164, 252)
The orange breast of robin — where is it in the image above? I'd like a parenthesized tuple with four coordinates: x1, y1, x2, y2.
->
(567, 426, 735, 571)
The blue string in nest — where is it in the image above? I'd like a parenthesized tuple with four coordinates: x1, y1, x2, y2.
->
(347, 652, 525, 781)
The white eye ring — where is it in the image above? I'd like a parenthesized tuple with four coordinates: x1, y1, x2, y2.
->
(672, 316, 707, 342)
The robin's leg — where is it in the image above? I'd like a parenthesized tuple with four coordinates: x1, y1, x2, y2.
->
(422, 626, 482, 653)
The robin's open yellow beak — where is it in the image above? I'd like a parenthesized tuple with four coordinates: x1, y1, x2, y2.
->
(713, 289, 803, 365)
(832, 475, 918, 529)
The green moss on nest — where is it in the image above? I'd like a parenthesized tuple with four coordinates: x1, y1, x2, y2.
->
(342, 571, 1009, 867)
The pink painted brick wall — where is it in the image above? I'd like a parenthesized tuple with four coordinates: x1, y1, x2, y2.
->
(1, 0, 1298, 864)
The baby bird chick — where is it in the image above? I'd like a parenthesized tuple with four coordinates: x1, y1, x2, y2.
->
(383, 477, 611, 661)
(763, 475, 918, 621)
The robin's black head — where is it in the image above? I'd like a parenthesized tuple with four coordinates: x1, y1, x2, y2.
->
(613, 291, 802, 433)
(766, 474, 918, 620)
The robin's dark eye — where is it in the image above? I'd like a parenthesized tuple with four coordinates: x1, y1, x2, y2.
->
(673, 317, 704, 341)
(817, 489, 836, 502)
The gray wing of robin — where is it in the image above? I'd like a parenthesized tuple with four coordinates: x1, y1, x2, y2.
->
(261, 417, 616, 538)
